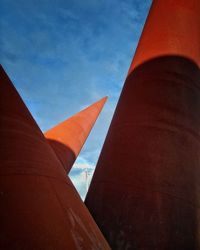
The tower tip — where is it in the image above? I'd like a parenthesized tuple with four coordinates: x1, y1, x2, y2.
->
(45, 96, 107, 173)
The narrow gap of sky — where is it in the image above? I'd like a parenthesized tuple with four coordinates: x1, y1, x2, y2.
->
(0, 0, 151, 200)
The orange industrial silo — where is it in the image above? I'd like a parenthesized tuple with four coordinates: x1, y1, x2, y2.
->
(85, 1, 200, 249)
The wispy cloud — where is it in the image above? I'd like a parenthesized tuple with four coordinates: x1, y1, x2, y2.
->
(69, 157, 95, 200)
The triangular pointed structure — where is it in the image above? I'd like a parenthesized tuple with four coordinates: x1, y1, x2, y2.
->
(85, 1, 200, 249)
(0, 65, 110, 249)
(44, 97, 107, 174)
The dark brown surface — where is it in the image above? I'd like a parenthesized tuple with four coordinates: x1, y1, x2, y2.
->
(85, 1, 200, 248)
(0, 65, 110, 249)
(85, 56, 200, 249)
(47, 139, 76, 172)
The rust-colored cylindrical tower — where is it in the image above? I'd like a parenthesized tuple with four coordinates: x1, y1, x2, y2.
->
(0, 65, 110, 249)
(85, 1, 200, 249)
(45, 97, 107, 174)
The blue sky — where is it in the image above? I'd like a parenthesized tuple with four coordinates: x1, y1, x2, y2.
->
(0, 0, 151, 199)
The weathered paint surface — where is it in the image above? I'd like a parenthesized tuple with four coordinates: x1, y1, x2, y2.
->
(45, 97, 107, 174)
(0, 65, 110, 250)
(85, 1, 200, 249)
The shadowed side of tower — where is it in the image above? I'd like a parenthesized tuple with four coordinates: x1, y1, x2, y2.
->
(0, 65, 110, 249)
(45, 97, 107, 174)
(85, 1, 200, 249)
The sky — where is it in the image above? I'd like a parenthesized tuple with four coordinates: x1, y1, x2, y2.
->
(0, 0, 151, 200)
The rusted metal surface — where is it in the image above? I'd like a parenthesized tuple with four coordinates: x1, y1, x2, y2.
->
(85, 1, 200, 249)
(0, 65, 110, 250)
(45, 97, 107, 173)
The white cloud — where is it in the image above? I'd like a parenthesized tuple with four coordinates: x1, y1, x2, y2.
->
(69, 157, 95, 200)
